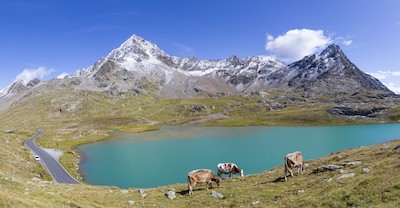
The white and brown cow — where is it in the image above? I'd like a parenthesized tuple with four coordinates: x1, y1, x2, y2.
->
(217, 163, 244, 178)
(187, 169, 222, 195)
(284, 151, 304, 181)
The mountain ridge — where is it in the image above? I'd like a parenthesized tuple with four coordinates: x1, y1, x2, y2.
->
(0, 34, 395, 110)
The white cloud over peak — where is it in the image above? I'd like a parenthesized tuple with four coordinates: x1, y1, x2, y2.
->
(384, 82, 400, 94)
(15, 67, 53, 83)
(367, 70, 400, 79)
(342, 40, 353, 46)
(265, 29, 333, 63)
(367, 70, 400, 94)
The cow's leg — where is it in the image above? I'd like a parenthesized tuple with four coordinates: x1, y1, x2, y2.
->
(189, 184, 193, 195)
(284, 157, 288, 181)
(217, 170, 221, 177)
(284, 166, 288, 181)
(188, 176, 195, 195)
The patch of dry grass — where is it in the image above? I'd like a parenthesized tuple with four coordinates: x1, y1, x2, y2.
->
(1, 131, 399, 207)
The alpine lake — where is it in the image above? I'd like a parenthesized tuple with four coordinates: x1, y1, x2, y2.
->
(78, 124, 400, 189)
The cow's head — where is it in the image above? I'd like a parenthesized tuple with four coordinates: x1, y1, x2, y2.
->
(212, 175, 222, 187)
(216, 177, 222, 187)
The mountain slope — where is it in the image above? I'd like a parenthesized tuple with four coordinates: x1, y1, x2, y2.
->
(71, 35, 394, 96)
(0, 78, 42, 110)
(285, 45, 390, 96)
(0, 34, 395, 111)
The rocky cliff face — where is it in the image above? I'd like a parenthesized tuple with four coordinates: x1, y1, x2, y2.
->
(285, 45, 390, 96)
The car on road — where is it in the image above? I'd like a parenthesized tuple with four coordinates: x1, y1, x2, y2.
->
(35, 155, 40, 161)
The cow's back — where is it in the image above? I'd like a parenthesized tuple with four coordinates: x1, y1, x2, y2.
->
(217, 163, 236, 172)
(286, 151, 303, 164)
(188, 169, 213, 182)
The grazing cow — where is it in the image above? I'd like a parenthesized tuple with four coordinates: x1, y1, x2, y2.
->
(217, 163, 244, 178)
(187, 169, 221, 195)
(284, 151, 304, 181)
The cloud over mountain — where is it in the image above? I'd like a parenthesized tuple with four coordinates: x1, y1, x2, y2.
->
(367, 70, 400, 94)
(15, 67, 53, 83)
(265, 29, 332, 63)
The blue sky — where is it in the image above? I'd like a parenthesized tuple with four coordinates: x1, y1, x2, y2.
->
(1, 0, 399, 93)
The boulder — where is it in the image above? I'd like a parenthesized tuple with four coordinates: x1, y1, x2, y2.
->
(362, 168, 370, 173)
(138, 189, 147, 198)
(313, 164, 343, 173)
(128, 200, 135, 205)
(337, 173, 356, 180)
(210, 190, 224, 199)
(165, 191, 176, 200)
(342, 161, 362, 166)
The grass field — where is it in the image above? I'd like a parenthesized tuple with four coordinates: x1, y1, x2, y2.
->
(0, 91, 399, 207)
(1, 131, 399, 207)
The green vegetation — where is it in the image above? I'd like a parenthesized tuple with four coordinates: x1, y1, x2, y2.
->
(1, 131, 399, 207)
(0, 90, 399, 207)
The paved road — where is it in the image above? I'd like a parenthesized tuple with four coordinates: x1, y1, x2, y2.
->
(25, 131, 80, 184)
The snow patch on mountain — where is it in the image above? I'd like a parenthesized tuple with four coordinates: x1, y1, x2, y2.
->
(52, 34, 394, 96)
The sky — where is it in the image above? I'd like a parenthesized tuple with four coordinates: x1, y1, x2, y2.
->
(1, 0, 399, 93)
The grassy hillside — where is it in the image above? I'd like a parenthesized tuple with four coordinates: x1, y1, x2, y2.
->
(1, 131, 399, 207)
(0, 91, 399, 207)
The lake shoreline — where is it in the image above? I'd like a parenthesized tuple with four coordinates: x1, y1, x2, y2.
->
(77, 123, 400, 188)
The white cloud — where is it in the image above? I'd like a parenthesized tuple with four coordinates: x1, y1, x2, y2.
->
(335, 36, 353, 46)
(342, 40, 353, 46)
(384, 82, 400, 94)
(367, 70, 400, 80)
(15, 67, 53, 83)
(367, 70, 400, 94)
(265, 29, 332, 62)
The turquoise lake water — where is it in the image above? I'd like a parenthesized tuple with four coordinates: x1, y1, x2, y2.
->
(78, 124, 400, 189)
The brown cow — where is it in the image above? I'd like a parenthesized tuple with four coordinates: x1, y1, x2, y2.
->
(187, 169, 222, 195)
(284, 151, 304, 181)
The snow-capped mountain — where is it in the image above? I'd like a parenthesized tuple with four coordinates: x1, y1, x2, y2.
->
(69, 34, 391, 97)
(0, 78, 41, 99)
(0, 34, 394, 106)
(68, 35, 292, 97)
(283, 44, 390, 95)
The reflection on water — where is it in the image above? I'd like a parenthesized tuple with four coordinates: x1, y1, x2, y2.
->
(79, 124, 400, 188)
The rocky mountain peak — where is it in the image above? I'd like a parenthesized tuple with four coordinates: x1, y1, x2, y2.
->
(0, 78, 41, 99)
(319, 44, 348, 62)
(107, 34, 167, 62)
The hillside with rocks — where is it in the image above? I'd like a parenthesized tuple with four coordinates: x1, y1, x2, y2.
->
(1, 130, 399, 207)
